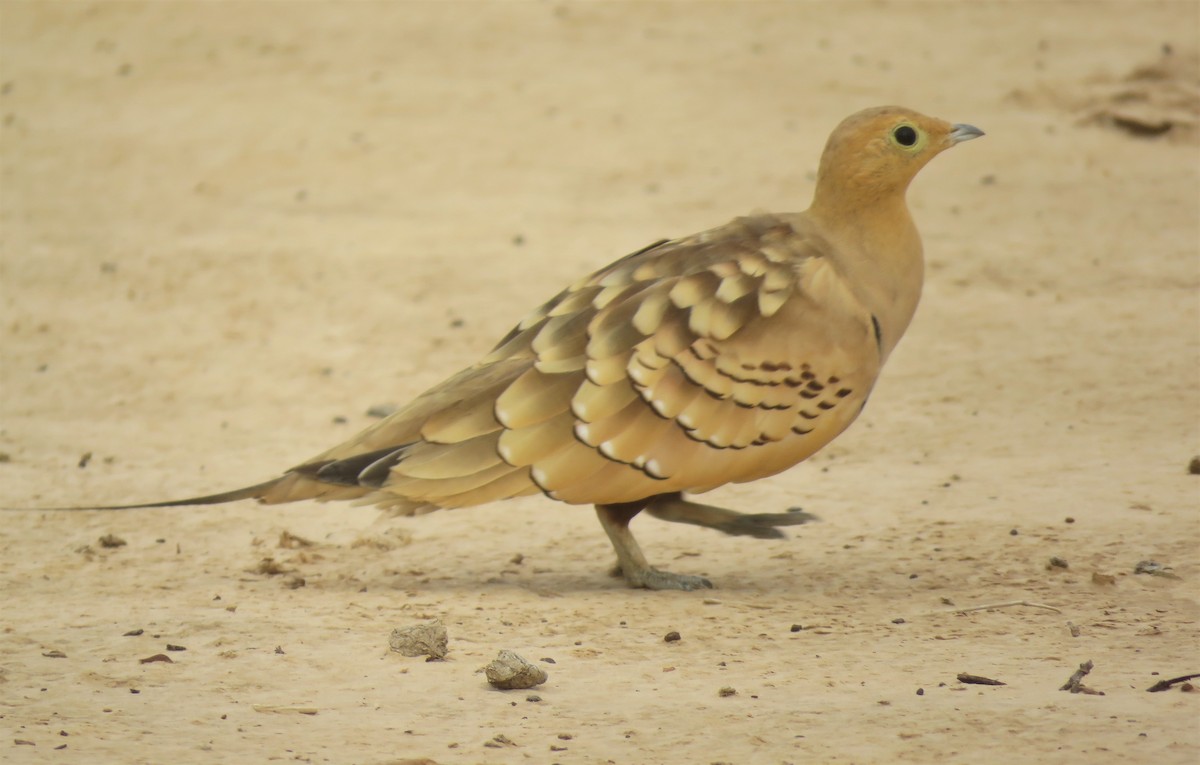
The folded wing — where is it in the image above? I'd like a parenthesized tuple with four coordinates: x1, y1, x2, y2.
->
(263, 214, 882, 512)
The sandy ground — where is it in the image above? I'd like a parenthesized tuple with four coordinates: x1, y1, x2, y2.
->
(2, 2, 1198, 763)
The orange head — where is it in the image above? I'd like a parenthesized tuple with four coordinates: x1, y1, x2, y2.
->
(811, 106, 983, 210)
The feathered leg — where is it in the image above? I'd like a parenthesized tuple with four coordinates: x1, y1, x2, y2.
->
(644, 492, 818, 539)
(595, 500, 713, 591)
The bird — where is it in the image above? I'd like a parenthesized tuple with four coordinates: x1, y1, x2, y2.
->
(31, 106, 983, 590)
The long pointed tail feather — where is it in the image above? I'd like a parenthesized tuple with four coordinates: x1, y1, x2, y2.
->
(5, 478, 284, 511)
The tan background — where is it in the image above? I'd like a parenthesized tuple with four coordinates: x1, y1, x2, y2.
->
(1, 2, 1198, 763)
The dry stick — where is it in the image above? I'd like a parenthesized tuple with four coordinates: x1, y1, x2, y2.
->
(1060, 660, 1104, 695)
(954, 600, 1062, 615)
(957, 673, 1005, 686)
(1060, 660, 1093, 691)
(1146, 672, 1200, 692)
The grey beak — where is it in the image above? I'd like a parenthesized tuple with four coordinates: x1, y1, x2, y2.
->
(949, 123, 985, 143)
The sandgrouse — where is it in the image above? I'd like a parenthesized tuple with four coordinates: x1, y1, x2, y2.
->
(44, 106, 983, 590)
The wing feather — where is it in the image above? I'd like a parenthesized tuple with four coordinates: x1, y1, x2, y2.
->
(495, 368, 581, 429)
(387, 459, 515, 501)
(497, 409, 579, 465)
(433, 467, 543, 508)
(571, 378, 640, 423)
(280, 212, 885, 511)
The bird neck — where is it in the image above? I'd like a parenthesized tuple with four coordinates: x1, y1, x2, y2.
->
(806, 192, 925, 361)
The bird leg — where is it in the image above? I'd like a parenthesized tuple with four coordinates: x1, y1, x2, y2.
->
(643, 492, 819, 539)
(595, 501, 713, 591)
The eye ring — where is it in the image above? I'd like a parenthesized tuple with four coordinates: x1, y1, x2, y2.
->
(893, 125, 918, 147)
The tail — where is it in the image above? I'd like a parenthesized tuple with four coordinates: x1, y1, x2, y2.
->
(6, 478, 285, 512)
(6, 467, 386, 511)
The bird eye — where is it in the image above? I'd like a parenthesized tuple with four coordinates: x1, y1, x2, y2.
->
(893, 125, 918, 147)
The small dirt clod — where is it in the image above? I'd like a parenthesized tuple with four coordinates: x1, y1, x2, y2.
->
(388, 620, 449, 660)
(484, 650, 547, 690)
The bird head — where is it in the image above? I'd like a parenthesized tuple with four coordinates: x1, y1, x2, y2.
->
(812, 106, 983, 209)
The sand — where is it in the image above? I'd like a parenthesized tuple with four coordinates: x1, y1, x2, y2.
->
(1, 2, 1197, 763)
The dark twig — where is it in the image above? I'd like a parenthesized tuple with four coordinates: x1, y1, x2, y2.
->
(1060, 660, 1104, 695)
(1146, 672, 1200, 692)
(957, 673, 1005, 686)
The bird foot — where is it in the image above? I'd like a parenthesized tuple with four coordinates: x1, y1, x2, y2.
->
(718, 507, 820, 539)
(643, 495, 820, 539)
(612, 562, 713, 591)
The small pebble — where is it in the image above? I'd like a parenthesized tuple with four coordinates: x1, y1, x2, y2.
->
(366, 402, 399, 418)
(718, 686, 737, 697)
(790, 624, 803, 633)
(1134, 560, 1179, 578)
(664, 631, 681, 643)
(139, 654, 172, 664)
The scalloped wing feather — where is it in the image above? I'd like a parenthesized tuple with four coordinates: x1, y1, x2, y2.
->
(275, 212, 883, 510)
